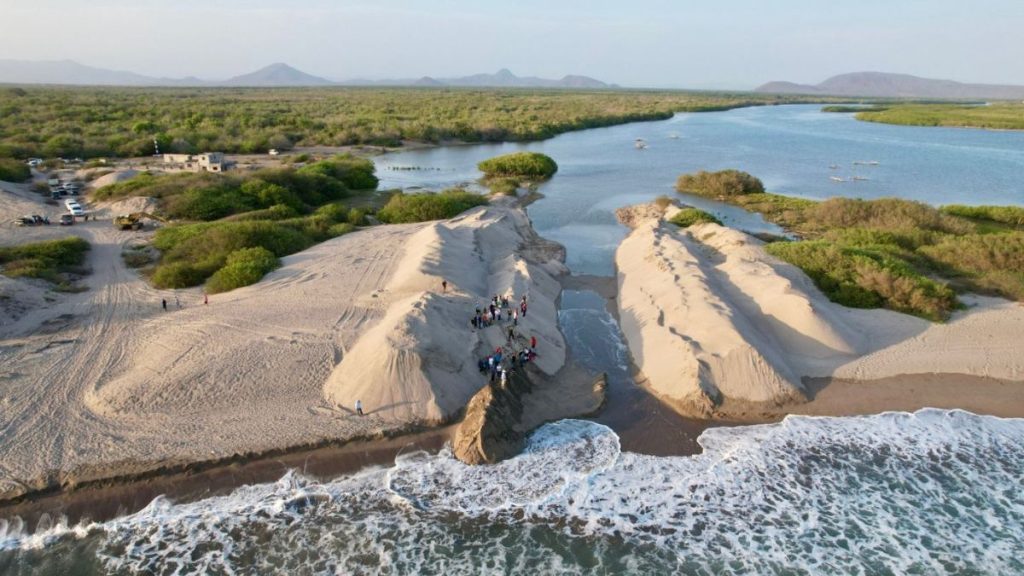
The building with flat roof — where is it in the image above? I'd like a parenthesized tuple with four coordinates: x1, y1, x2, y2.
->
(163, 152, 225, 172)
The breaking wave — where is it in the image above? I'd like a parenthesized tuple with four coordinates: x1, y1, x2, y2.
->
(2, 410, 1023, 575)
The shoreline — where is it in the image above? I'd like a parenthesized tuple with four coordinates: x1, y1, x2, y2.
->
(4, 371, 1021, 531)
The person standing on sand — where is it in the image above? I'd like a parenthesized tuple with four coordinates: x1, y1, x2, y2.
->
(513, 309, 518, 326)
(355, 399, 364, 416)
(204, 293, 209, 305)
(531, 335, 537, 349)
(162, 299, 167, 311)
(508, 326, 515, 343)
(442, 279, 447, 292)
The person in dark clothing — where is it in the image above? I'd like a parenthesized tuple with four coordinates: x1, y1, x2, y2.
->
(507, 326, 515, 343)
(442, 279, 448, 292)
(162, 299, 167, 311)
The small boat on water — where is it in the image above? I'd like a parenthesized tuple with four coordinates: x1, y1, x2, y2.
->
(668, 133, 680, 139)
(829, 164, 839, 170)
(830, 176, 846, 183)
(851, 175, 870, 181)
(635, 138, 648, 150)
(853, 160, 880, 166)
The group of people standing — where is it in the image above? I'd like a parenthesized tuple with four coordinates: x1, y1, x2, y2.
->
(471, 293, 528, 330)
(473, 291, 538, 389)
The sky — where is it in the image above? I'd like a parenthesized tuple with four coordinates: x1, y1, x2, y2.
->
(2, 0, 1023, 89)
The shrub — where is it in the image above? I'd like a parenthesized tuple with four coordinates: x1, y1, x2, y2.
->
(485, 177, 520, 196)
(151, 262, 212, 289)
(0, 158, 31, 182)
(164, 184, 258, 221)
(0, 237, 91, 285)
(669, 208, 722, 227)
(808, 198, 970, 235)
(767, 240, 957, 321)
(675, 170, 764, 197)
(918, 233, 1024, 300)
(122, 250, 153, 268)
(205, 247, 280, 293)
(328, 222, 356, 237)
(298, 155, 378, 190)
(940, 205, 1024, 228)
(376, 189, 489, 223)
(151, 220, 313, 288)
(478, 152, 558, 179)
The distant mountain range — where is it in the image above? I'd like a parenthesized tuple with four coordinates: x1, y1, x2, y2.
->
(757, 72, 1024, 100)
(340, 68, 613, 89)
(0, 60, 611, 89)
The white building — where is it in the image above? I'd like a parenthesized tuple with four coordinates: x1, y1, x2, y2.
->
(163, 152, 226, 173)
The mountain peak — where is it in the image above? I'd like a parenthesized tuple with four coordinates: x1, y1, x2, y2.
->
(495, 68, 516, 78)
(222, 63, 333, 87)
(756, 71, 1024, 100)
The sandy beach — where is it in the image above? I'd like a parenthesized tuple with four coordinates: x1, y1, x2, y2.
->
(0, 176, 594, 504)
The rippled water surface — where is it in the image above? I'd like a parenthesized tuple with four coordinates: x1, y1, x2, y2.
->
(3, 411, 1023, 575)
(378, 104, 1024, 275)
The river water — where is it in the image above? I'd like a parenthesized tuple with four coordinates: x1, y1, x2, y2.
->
(2, 105, 1023, 574)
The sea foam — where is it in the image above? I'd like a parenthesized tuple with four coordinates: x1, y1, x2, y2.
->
(1, 409, 1021, 575)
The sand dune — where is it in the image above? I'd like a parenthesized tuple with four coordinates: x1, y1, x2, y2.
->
(616, 206, 1024, 418)
(324, 204, 567, 422)
(0, 198, 565, 500)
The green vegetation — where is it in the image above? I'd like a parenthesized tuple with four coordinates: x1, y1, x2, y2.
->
(940, 205, 1024, 228)
(821, 105, 888, 113)
(675, 169, 1024, 320)
(376, 189, 490, 224)
(0, 158, 30, 182)
(0, 87, 833, 159)
(855, 103, 1024, 130)
(149, 204, 361, 289)
(205, 247, 280, 294)
(478, 152, 558, 179)
(669, 207, 722, 227)
(95, 154, 377, 221)
(919, 233, 1024, 300)
(0, 237, 90, 289)
(765, 240, 958, 321)
(99, 156, 376, 291)
(676, 170, 765, 198)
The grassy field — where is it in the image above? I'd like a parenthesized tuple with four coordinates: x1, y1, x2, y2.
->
(675, 170, 1024, 320)
(853, 103, 1024, 130)
(0, 86, 830, 159)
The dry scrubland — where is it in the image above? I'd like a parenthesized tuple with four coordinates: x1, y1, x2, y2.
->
(0, 86, 823, 159)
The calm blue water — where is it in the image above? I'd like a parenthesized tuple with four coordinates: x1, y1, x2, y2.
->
(3, 106, 1024, 574)
(377, 104, 1024, 275)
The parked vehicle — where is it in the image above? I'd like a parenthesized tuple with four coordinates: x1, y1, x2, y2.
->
(68, 206, 85, 217)
(59, 214, 75, 226)
(14, 215, 50, 226)
(114, 212, 166, 230)
(27, 158, 43, 167)
(64, 198, 80, 209)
